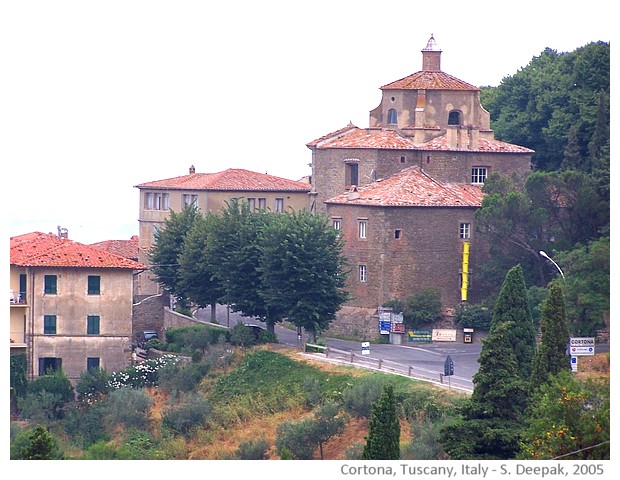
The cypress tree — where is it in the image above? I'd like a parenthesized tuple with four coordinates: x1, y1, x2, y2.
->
(530, 283, 570, 389)
(361, 383, 400, 460)
(489, 264, 537, 380)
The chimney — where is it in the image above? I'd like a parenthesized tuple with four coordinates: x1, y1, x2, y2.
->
(57, 226, 69, 239)
(422, 34, 441, 72)
(189, 165, 196, 174)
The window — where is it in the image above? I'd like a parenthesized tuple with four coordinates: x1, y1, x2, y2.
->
(87, 275, 100, 295)
(359, 265, 367, 282)
(471, 167, 488, 185)
(39, 357, 62, 376)
(44, 315, 57, 335)
(258, 198, 267, 211)
(247, 198, 256, 212)
(448, 110, 461, 125)
(145, 192, 169, 210)
(394, 229, 402, 239)
(358, 220, 367, 239)
(388, 108, 397, 125)
(87, 315, 100, 335)
(460, 223, 471, 239)
(87, 357, 100, 372)
(346, 163, 359, 186)
(332, 218, 341, 231)
(183, 194, 198, 207)
(400, 155, 406, 164)
(275, 198, 284, 213)
(44, 275, 57, 294)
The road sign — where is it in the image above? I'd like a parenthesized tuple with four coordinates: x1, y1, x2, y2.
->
(361, 342, 370, 355)
(569, 337, 595, 356)
(444, 355, 454, 376)
(570, 346, 595, 356)
(570, 356, 578, 372)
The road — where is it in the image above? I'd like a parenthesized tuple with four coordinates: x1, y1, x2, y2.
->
(195, 305, 609, 393)
(196, 305, 482, 392)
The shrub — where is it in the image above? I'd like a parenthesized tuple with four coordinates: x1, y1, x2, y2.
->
(158, 359, 211, 395)
(342, 375, 390, 418)
(162, 392, 211, 436)
(22, 369, 74, 420)
(101, 387, 152, 431)
(235, 437, 270, 459)
(108, 355, 179, 389)
(75, 367, 111, 404)
(62, 403, 108, 448)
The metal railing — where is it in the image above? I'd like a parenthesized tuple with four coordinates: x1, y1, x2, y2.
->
(304, 344, 472, 393)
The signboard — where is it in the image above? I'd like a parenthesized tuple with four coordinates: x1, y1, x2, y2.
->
(379, 320, 391, 335)
(569, 337, 595, 356)
(444, 355, 454, 376)
(432, 329, 457, 342)
(391, 322, 406, 333)
(570, 356, 578, 372)
(408, 330, 432, 342)
(361, 341, 370, 355)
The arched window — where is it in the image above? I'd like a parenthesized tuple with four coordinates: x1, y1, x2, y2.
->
(448, 110, 461, 125)
(388, 108, 397, 125)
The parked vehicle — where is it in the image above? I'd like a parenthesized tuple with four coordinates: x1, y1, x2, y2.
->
(137, 330, 159, 349)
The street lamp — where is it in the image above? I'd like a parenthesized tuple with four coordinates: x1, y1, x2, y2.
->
(539, 250, 565, 280)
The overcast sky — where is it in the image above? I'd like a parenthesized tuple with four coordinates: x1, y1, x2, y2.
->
(3, 0, 613, 245)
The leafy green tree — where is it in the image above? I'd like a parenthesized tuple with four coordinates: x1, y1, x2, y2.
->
(19, 369, 75, 421)
(178, 212, 225, 321)
(258, 210, 349, 342)
(19, 424, 60, 460)
(490, 264, 537, 380)
(361, 383, 400, 460)
(554, 237, 609, 336)
(75, 367, 111, 404)
(519, 371, 609, 459)
(311, 401, 347, 459)
(530, 283, 570, 389)
(149, 204, 201, 306)
(209, 199, 276, 328)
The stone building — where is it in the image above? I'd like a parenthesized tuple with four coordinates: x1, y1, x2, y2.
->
(306, 36, 533, 333)
(10, 231, 145, 382)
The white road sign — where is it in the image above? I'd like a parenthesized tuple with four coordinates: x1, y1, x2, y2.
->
(569, 337, 595, 356)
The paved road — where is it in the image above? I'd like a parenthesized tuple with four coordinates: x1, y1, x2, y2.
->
(196, 305, 482, 392)
(195, 305, 609, 393)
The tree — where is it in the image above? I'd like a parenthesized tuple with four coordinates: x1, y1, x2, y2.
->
(530, 283, 570, 389)
(519, 371, 609, 459)
(178, 212, 225, 321)
(20, 424, 58, 460)
(489, 264, 537, 380)
(258, 210, 349, 341)
(440, 322, 529, 459)
(149, 204, 201, 306)
(361, 383, 400, 460)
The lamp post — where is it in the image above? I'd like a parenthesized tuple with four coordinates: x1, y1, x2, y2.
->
(539, 250, 565, 280)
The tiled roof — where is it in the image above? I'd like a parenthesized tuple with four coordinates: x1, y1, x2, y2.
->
(135, 168, 311, 192)
(421, 135, 535, 153)
(308, 127, 533, 154)
(381, 71, 479, 91)
(306, 123, 358, 147)
(10, 232, 146, 269)
(90, 235, 139, 261)
(325, 166, 485, 207)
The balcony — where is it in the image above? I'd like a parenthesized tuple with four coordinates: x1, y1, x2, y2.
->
(9, 290, 27, 306)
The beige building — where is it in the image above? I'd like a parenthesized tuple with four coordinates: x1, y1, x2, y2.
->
(10, 231, 145, 382)
(134, 166, 311, 297)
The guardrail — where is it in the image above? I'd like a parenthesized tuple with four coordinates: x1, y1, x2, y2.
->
(304, 343, 472, 393)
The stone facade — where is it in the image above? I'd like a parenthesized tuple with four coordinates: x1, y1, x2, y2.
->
(307, 36, 533, 337)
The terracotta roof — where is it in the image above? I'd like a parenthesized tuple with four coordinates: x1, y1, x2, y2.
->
(313, 127, 417, 150)
(306, 123, 359, 147)
(10, 232, 146, 269)
(325, 166, 485, 207)
(135, 168, 311, 192)
(381, 71, 479, 91)
(420, 135, 535, 153)
(90, 235, 139, 261)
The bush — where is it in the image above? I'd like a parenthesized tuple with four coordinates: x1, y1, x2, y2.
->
(158, 359, 211, 395)
(62, 403, 108, 448)
(342, 375, 390, 418)
(21, 369, 74, 420)
(235, 437, 270, 459)
(454, 301, 493, 330)
(108, 355, 179, 389)
(75, 368, 111, 404)
(101, 387, 152, 431)
(162, 392, 211, 436)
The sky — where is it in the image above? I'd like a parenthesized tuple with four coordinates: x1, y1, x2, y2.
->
(2, 0, 613, 245)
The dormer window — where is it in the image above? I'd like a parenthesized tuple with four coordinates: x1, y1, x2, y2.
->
(448, 110, 461, 126)
(388, 109, 397, 125)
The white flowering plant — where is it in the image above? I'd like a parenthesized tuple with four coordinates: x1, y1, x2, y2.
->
(108, 355, 179, 389)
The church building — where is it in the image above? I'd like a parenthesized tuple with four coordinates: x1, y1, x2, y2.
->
(306, 36, 533, 334)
